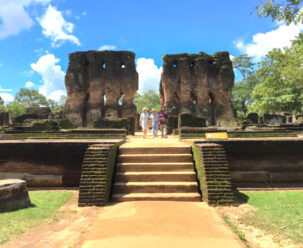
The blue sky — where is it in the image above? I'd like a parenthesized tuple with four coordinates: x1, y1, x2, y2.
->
(0, 0, 302, 103)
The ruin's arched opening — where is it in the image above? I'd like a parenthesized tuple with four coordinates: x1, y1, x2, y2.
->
(101, 93, 106, 118)
(118, 93, 124, 118)
(209, 91, 216, 125)
(102, 62, 106, 69)
(191, 92, 197, 106)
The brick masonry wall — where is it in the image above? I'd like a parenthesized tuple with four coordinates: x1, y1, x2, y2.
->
(78, 143, 119, 206)
(192, 143, 234, 206)
(197, 139, 303, 187)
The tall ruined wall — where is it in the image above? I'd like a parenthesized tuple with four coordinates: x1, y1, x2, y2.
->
(160, 52, 235, 126)
(64, 51, 138, 127)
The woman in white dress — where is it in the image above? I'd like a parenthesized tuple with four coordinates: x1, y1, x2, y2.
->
(139, 107, 149, 138)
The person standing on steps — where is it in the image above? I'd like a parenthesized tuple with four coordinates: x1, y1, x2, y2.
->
(159, 108, 168, 138)
(140, 107, 149, 138)
(150, 109, 160, 138)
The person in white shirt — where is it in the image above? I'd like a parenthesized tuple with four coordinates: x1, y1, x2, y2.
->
(150, 109, 159, 138)
(139, 107, 149, 138)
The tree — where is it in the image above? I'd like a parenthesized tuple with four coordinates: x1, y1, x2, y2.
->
(231, 54, 259, 116)
(51, 95, 67, 113)
(0, 97, 5, 113)
(249, 34, 303, 116)
(256, 0, 303, 24)
(6, 101, 26, 117)
(15, 88, 50, 108)
(134, 90, 161, 114)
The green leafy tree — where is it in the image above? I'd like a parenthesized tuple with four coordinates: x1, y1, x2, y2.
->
(6, 101, 26, 117)
(0, 97, 6, 113)
(134, 90, 161, 114)
(15, 88, 50, 108)
(51, 95, 67, 113)
(256, 0, 303, 24)
(249, 34, 303, 116)
(232, 54, 259, 117)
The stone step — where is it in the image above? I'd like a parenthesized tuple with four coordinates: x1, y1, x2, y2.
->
(202, 151, 226, 154)
(118, 154, 193, 163)
(116, 162, 195, 172)
(111, 193, 201, 202)
(113, 182, 199, 193)
(119, 147, 192, 155)
(115, 171, 197, 182)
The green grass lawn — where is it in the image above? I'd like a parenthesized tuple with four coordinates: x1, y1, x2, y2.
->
(0, 191, 72, 245)
(241, 192, 303, 244)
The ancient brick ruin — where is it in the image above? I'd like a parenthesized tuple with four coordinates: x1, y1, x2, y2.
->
(64, 51, 138, 127)
(160, 52, 235, 125)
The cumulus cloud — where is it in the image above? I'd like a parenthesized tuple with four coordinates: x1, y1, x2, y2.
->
(98, 45, 117, 51)
(229, 55, 235, 61)
(234, 23, 303, 61)
(38, 5, 80, 47)
(0, 0, 50, 39)
(31, 53, 66, 101)
(0, 85, 12, 92)
(48, 89, 66, 101)
(136, 58, 162, 93)
(25, 81, 35, 88)
(0, 93, 14, 103)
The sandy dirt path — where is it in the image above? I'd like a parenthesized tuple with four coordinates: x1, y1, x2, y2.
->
(79, 201, 245, 248)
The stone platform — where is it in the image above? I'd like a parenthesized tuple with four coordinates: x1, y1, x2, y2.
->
(0, 179, 31, 212)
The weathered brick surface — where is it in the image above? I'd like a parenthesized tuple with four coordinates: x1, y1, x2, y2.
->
(78, 143, 119, 206)
(192, 143, 234, 206)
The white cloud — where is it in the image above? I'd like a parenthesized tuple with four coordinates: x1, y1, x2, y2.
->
(0, 63, 2, 67)
(0, 85, 12, 92)
(38, 5, 80, 47)
(0, 93, 14, 103)
(136, 58, 162, 93)
(25, 81, 35, 88)
(48, 89, 66, 101)
(229, 55, 235, 61)
(98, 45, 117, 51)
(82, 11, 87, 16)
(31, 53, 66, 101)
(0, 0, 50, 39)
(234, 23, 303, 61)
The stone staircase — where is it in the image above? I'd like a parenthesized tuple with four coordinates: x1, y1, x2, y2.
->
(194, 143, 234, 206)
(78, 143, 118, 207)
(112, 146, 201, 202)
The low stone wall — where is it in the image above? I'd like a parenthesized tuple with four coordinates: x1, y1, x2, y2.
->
(0, 140, 122, 187)
(196, 138, 303, 187)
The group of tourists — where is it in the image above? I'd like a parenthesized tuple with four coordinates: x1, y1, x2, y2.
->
(139, 107, 168, 138)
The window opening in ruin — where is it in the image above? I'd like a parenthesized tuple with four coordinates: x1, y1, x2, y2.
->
(121, 63, 126, 69)
(208, 59, 214, 65)
(209, 91, 216, 125)
(173, 62, 177, 68)
(208, 91, 215, 104)
(191, 92, 197, 105)
(102, 63, 106, 69)
(118, 93, 124, 106)
(103, 94, 107, 106)
(190, 62, 195, 68)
